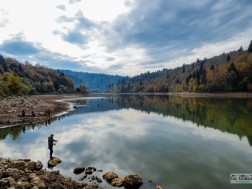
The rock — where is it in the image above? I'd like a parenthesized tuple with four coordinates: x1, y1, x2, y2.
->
(10, 160, 26, 169)
(0, 171, 3, 179)
(30, 173, 46, 188)
(32, 176, 46, 188)
(85, 168, 93, 175)
(73, 167, 85, 174)
(124, 174, 143, 189)
(79, 174, 87, 181)
(17, 181, 32, 189)
(35, 161, 43, 171)
(27, 161, 36, 171)
(103, 172, 118, 183)
(5, 168, 21, 180)
(156, 186, 163, 189)
(111, 177, 125, 187)
(48, 157, 61, 168)
(0, 177, 17, 188)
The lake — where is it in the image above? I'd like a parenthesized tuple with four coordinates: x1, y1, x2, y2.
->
(1, 95, 252, 189)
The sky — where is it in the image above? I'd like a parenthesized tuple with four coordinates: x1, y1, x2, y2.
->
(0, 0, 252, 76)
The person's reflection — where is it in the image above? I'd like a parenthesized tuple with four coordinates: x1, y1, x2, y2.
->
(48, 134, 58, 159)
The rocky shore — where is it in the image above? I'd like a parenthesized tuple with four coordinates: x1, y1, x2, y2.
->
(0, 157, 163, 189)
(0, 95, 80, 128)
(0, 157, 87, 189)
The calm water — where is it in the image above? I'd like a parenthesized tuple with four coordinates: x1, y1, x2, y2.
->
(1, 95, 252, 189)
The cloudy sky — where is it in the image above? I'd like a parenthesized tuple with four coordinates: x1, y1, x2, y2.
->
(0, 0, 252, 76)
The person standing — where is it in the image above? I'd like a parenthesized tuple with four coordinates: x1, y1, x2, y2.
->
(48, 134, 58, 159)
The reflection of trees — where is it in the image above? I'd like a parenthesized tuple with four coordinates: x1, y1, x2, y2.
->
(110, 95, 252, 146)
(2, 95, 252, 147)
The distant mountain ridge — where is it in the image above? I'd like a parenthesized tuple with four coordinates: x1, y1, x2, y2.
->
(107, 42, 252, 93)
(60, 70, 125, 93)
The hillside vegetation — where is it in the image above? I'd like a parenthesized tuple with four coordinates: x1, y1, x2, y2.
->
(0, 55, 74, 96)
(60, 70, 124, 93)
(107, 42, 252, 93)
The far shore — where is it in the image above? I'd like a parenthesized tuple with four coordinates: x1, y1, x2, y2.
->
(0, 94, 89, 129)
(103, 92, 252, 98)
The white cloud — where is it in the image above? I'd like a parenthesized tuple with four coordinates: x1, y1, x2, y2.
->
(0, 0, 251, 76)
(163, 29, 252, 69)
(78, 0, 131, 22)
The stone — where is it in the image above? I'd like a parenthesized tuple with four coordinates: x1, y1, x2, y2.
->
(30, 174, 46, 188)
(27, 161, 36, 171)
(85, 168, 93, 175)
(10, 160, 26, 169)
(111, 177, 125, 187)
(14, 158, 31, 163)
(6, 168, 21, 180)
(97, 178, 102, 183)
(0, 177, 17, 188)
(124, 174, 143, 189)
(156, 186, 163, 189)
(73, 167, 85, 174)
(79, 174, 87, 181)
(35, 161, 43, 171)
(102, 172, 118, 183)
(48, 157, 61, 168)
(17, 181, 32, 189)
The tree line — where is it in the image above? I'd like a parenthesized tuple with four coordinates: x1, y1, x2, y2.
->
(0, 55, 76, 96)
(107, 41, 252, 93)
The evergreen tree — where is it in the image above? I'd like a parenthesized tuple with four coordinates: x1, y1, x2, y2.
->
(182, 64, 185, 73)
(248, 40, 252, 53)
(228, 62, 237, 73)
(226, 54, 231, 61)
(0, 55, 8, 71)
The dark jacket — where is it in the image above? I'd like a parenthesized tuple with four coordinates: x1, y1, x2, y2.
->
(48, 136, 55, 149)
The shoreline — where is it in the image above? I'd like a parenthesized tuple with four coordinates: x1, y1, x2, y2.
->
(104, 92, 252, 98)
(0, 94, 88, 129)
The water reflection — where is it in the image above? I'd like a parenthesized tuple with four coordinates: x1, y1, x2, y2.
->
(2, 95, 252, 145)
(1, 95, 252, 189)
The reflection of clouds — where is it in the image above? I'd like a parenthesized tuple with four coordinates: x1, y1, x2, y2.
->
(0, 142, 23, 158)
(52, 108, 152, 176)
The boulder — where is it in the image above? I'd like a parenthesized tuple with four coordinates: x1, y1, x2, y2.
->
(79, 174, 87, 181)
(27, 161, 36, 171)
(102, 172, 118, 183)
(10, 160, 26, 169)
(17, 181, 32, 189)
(73, 167, 85, 174)
(124, 174, 143, 189)
(32, 176, 46, 188)
(85, 168, 93, 175)
(35, 161, 43, 171)
(5, 168, 21, 180)
(0, 177, 17, 188)
(156, 186, 163, 189)
(48, 157, 61, 168)
(111, 177, 125, 187)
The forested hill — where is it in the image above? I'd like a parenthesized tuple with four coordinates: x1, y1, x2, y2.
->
(107, 42, 252, 93)
(60, 70, 124, 93)
(0, 55, 74, 96)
